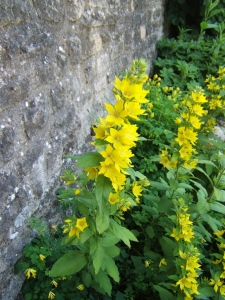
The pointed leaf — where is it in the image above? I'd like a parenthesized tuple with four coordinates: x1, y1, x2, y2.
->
(95, 175, 112, 212)
(109, 219, 138, 247)
(96, 211, 110, 234)
(75, 152, 104, 168)
(104, 256, 120, 282)
(50, 251, 87, 277)
(154, 285, 175, 300)
(95, 269, 112, 296)
(210, 202, 225, 214)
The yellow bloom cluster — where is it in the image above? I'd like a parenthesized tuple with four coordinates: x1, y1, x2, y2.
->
(24, 268, 37, 279)
(204, 67, 225, 132)
(176, 247, 201, 300)
(63, 217, 88, 238)
(171, 200, 201, 299)
(89, 70, 149, 194)
(160, 88, 208, 170)
(171, 211, 194, 243)
(209, 230, 225, 297)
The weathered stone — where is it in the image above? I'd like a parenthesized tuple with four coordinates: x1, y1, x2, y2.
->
(32, 0, 64, 23)
(67, 35, 82, 64)
(0, 0, 165, 298)
(66, 0, 85, 22)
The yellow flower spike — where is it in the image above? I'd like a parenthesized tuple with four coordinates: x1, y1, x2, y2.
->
(75, 217, 88, 232)
(48, 291, 55, 299)
(159, 258, 167, 267)
(64, 219, 72, 223)
(220, 285, 225, 296)
(145, 260, 150, 267)
(77, 284, 85, 291)
(52, 225, 57, 230)
(39, 254, 46, 261)
(75, 189, 80, 195)
(24, 268, 37, 279)
(51, 280, 58, 287)
(214, 230, 225, 238)
(135, 198, 140, 204)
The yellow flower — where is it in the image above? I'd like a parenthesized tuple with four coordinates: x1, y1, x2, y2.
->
(209, 279, 223, 292)
(214, 230, 225, 238)
(191, 104, 207, 116)
(76, 217, 88, 232)
(124, 102, 145, 120)
(145, 260, 150, 267)
(24, 268, 37, 279)
(84, 167, 98, 180)
(51, 280, 58, 287)
(220, 285, 225, 296)
(168, 160, 178, 169)
(175, 118, 182, 124)
(77, 284, 85, 291)
(108, 192, 120, 205)
(159, 258, 167, 267)
(105, 100, 128, 126)
(106, 128, 134, 149)
(99, 161, 119, 181)
(114, 77, 148, 101)
(39, 254, 46, 261)
(132, 182, 142, 198)
(48, 291, 55, 299)
(191, 92, 207, 103)
(69, 226, 80, 238)
(160, 156, 170, 168)
(75, 189, 80, 195)
(189, 115, 202, 129)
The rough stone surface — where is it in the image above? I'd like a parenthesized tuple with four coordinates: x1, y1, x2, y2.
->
(0, 0, 165, 299)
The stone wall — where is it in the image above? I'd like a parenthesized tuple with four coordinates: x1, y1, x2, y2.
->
(0, 0, 165, 299)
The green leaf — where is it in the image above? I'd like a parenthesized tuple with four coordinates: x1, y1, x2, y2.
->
(197, 286, 216, 297)
(95, 269, 112, 296)
(50, 251, 87, 277)
(101, 234, 120, 247)
(158, 196, 172, 213)
(150, 180, 170, 191)
(125, 168, 136, 181)
(105, 245, 120, 258)
(90, 238, 104, 274)
(104, 256, 120, 282)
(214, 187, 225, 202)
(96, 211, 110, 234)
(146, 226, 155, 238)
(153, 285, 175, 300)
(197, 190, 210, 214)
(74, 152, 104, 168)
(202, 214, 222, 232)
(116, 291, 125, 300)
(95, 175, 112, 212)
(109, 219, 138, 247)
(160, 237, 175, 257)
(82, 270, 92, 287)
(210, 202, 225, 214)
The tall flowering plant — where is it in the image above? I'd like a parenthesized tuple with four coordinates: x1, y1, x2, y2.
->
(46, 59, 151, 296)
